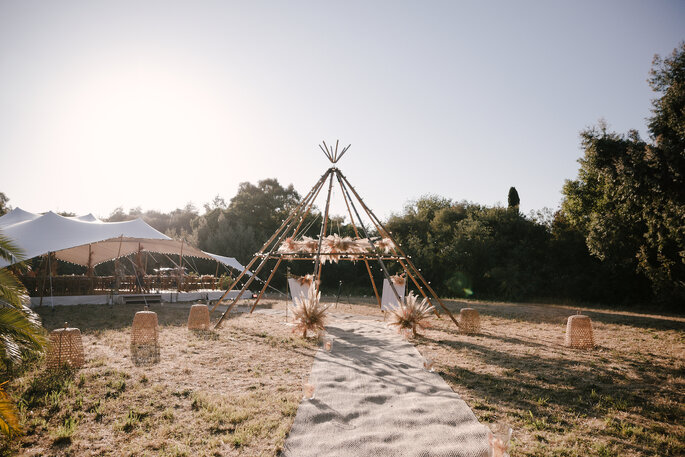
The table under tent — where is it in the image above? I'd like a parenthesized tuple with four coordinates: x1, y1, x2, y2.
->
(211, 142, 461, 330)
(0, 209, 251, 304)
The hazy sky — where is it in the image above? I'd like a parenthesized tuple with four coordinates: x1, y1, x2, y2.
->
(1, 1, 683, 221)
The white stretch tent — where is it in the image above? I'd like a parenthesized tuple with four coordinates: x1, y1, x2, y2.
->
(0, 208, 247, 273)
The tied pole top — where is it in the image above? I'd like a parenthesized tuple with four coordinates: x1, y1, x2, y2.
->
(319, 140, 351, 164)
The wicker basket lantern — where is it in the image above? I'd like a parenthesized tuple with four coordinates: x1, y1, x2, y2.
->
(459, 308, 481, 334)
(46, 325, 84, 370)
(565, 314, 595, 349)
(131, 310, 160, 364)
(187, 304, 210, 330)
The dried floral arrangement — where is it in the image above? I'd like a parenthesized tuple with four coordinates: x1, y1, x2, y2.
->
(294, 274, 315, 287)
(290, 283, 330, 338)
(387, 292, 434, 338)
(278, 235, 396, 263)
(389, 273, 406, 286)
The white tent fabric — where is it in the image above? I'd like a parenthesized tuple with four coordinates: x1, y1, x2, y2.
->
(0, 210, 168, 267)
(55, 237, 207, 266)
(69, 213, 101, 223)
(0, 208, 248, 274)
(52, 238, 250, 275)
(381, 278, 406, 310)
(205, 252, 251, 275)
(0, 207, 41, 228)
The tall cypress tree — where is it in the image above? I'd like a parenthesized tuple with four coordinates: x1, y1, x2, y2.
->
(507, 187, 520, 209)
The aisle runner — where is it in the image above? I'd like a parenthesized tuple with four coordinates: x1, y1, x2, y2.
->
(283, 319, 488, 457)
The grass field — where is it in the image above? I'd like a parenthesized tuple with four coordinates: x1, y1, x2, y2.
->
(2, 298, 683, 456)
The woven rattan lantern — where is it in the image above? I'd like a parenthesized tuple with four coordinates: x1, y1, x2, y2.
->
(565, 314, 594, 349)
(131, 310, 160, 364)
(459, 308, 481, 334)
(187, 304, 210, 330)
(46, 325, 84, 370)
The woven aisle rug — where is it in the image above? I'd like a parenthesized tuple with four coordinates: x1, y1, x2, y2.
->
(283, 318, 489, 457)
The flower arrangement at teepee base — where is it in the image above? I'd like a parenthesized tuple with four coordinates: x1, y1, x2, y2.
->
(290, 283, 329, 338)
(388, 292, 434, 338)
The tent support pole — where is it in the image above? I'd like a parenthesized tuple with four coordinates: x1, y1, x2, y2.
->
(87, 244, 93, 277)
(114, 235, 124, 296)
(178, 239, 184, 292)
(39, 255, 47, 307)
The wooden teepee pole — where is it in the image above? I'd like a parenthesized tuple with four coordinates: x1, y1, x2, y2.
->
(249, 258, 282, 313)
(336, 171, 403, 306)
(313, 172, 335, 287)
(210, 169, 331, 313)
(334, 171, 381, 308)
(339, 171, 460, 328)
(213, 169, 332, 327)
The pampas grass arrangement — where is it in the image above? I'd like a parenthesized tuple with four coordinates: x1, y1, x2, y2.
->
(388, 292, 434, 338)
(290, 284, 329, 338)
(277, 235, 395, 262)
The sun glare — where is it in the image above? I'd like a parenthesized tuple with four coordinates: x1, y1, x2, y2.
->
(56, 63, 227, 162)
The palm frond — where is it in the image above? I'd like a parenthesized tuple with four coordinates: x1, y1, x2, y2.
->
(0, 231, 48, 367)
(0, 268, 29, 311)
(0, 233, 23, 264)
(0, 385, 22, 437)
(0, 306, 47, 365)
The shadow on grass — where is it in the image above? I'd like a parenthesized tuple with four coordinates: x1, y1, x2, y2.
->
(33, 303, 246, 333)
(442, 299, 685, 332)
(421, 328, 684, 455)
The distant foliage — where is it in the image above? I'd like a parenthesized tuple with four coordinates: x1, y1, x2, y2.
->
(385, 195, 650, 304)
(195, 179, 301, 264)
(562, 43, 685, 303)
(104, 203, 199, 240)
(507, 187, 520, 209)
(0, 193, 10, 217)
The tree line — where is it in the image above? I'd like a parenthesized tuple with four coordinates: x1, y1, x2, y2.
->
(2, 44, 683, 308)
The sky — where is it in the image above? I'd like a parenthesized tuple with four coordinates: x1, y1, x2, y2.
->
(1, 1, 683, 222)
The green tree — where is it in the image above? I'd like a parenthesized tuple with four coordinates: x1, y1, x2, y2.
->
(386, 197, 552, 300)
(104, 204, 200, 239)
(196, 179, 301, 264)
(562, 44, 685, 302)
(507, 187, 520, 209)
(0, 193, 10, 217)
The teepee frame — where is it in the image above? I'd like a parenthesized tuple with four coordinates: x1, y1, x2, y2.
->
(211, 142, 460, 329)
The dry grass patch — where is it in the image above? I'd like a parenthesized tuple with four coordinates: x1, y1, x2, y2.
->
(412, 299, 685, 457)
(2, 303, 316, 456)
(2, 298, 682, 457)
